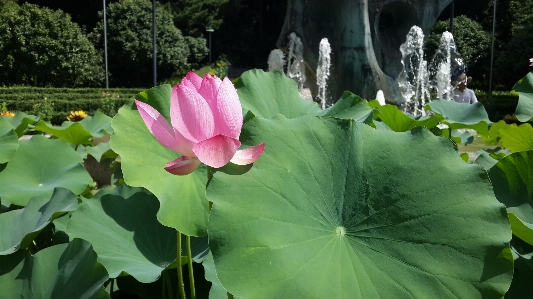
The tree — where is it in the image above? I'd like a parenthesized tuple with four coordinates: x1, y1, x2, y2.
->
(214, 0, 287, 68)
(0, 2, 104, 87)
(90, 0, 207, 87)
(161, 0, 229, 37)
(494, 22, 533, 88)
(425, 15, 491, 86)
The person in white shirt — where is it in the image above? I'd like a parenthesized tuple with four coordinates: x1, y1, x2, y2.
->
(451, 73, 477, 104)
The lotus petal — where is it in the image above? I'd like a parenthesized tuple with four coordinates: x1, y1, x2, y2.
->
(193, 135, 241, 168)
(165, 156, 202, 175)
(135, 100, 181, 152)
(185, 72, 203, 90)
(171, 84, 215, 143)
(231, 143, 266, 165)
(199, 75, 222, 117)
(213, 77, 243, 139)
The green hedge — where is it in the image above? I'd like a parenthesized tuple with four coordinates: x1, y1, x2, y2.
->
(1, 86, 521, 125)
(474, 90, 519, 122)
(0, 87, 141, 100)
(0, 87, 142, 125)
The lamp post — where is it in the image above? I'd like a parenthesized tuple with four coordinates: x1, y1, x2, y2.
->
(103, 0, 109, 89)
(489, 0, 497, 96)
(152, 0, 157, 86)
(206, 26, 214, 64)
(449, 1, 454, 35)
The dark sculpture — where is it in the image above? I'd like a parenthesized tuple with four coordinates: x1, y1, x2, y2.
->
(277, 0, 453, 104)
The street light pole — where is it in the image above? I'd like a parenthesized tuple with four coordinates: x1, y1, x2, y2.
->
(152, 0, 157, 86)
(449, 1, 454, 35)
(103, 0, 109, 89)
(206, 26, 214, 64)
(489, 0, 497, 96)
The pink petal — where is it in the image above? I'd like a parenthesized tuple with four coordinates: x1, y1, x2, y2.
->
(171, 84, 215, 143)
(192, 135, 241, 168)
(198, 75, 222, 113)
(173, 128, 195, 157)
(164, 156, 201, 175)
(134, 100, 181, 153)
(230, 143, 266, 165)
(180, 77, 197, 91)
(213, 77, 243, 139)
(185, 72, 203, 90)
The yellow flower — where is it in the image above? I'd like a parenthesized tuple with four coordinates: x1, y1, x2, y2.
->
(67, 110, 88, 122)
(0, 111, 15, 117)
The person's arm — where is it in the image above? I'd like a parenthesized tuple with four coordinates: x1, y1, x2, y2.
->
(470, 89, 478, 104)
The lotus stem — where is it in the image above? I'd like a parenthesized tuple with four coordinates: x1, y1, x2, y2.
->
(162, 273, 166, 299)
(177, 231, 186, 299)
(110, 279, 114, 296)
(187, 235, 196, 299)
(164, 270, 174, 299)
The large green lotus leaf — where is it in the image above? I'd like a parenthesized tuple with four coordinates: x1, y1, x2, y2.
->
(33, 120, 93, 145)
(475, 150, 500, 171)
(0, 136, 92, 206)
(26, 239, 109, 299)
(375, 104, 442, 132)
(499, 123, 533, 152)
(233, 69, 321, 118)
(0, 249, 30, 298)
(317, 91, 374, 123)
(514, 72, 533, 122)
(3, 112, 39, 137)
(440, 128, 474, 145)
(511, 236, 533, 271)
(110, 86, 209, 236)
(207, 115, 513, 299)
(84, 142, 118, 162)
(66, 185, 178, 283)
(482, 120, 509, 144)
(79, 111, 114, 137)
(427, 99, 491, 136)
(0, 116, 18, 164)
(0, 188, 78, 255)
(202, 251, 231, 299)
(489, 151, 533, 246)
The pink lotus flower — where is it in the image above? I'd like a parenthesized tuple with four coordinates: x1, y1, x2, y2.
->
(530, 58, 533, 66)
(135, 72, 265, 175)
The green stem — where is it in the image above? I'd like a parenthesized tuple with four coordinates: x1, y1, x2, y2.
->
(162, 272, 166, 299)
(187, 235, 196, 299)
(177, 231, 186, 299)
(164, 271, 174, 299)
(110, 279, 114, 297)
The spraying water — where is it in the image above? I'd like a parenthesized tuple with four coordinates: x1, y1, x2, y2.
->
(396, 26, 430, 116)
(376, 90, 386, 106)
(316, 38, 331, 109)
(396, 26, 466, 116)
(267, 49, 286, 72)
(428, 31, 464, 101)
(286, 32, 306, 90)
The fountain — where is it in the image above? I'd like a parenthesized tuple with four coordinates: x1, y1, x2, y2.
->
(396, 26, 466, 116)
(428, 31, 465, 101)
(277, 0, 454, 104)
(396, 26, 430, 116)
(267, 49, 286, 72)
(316, 38, 331, 109)
(286, 33, 306, 91)
(376, 90, 386, 105)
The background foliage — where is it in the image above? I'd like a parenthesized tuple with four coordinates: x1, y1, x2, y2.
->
(0, 2, 104, 87)
(89, 0, 203, 87)
(425, 16, 491, 88)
